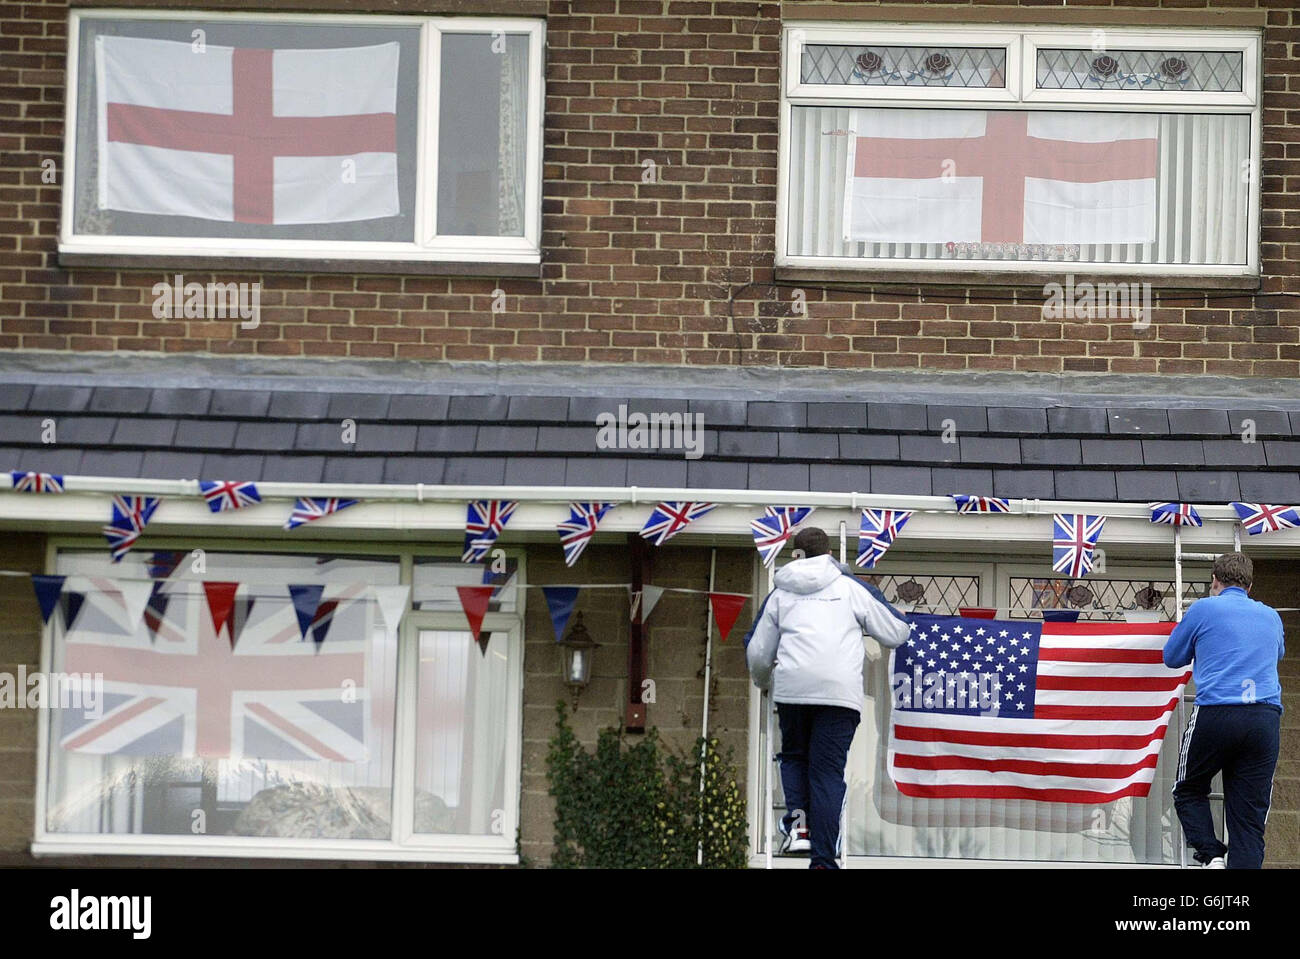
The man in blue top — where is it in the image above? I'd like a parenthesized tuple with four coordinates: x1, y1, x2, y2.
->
(1164, 552, 1285, 869)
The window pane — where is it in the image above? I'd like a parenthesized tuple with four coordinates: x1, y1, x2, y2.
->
(44, 550, 401, 840)
(413, 629, 510, 835)
(72, 17, 420, 241)
(802, 44, 1007, 88)
(1037, 49, 1243, 93)
(786, 106, 1251, 266)
(437, 33, 531, 236)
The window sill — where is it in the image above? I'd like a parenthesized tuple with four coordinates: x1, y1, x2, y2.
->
(773, 264, 1260, 293)
(57, 250, 542, 279)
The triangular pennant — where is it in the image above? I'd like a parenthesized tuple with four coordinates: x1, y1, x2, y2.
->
(372, 585, 411, 633)
(289, 584, 325, 641)
(231, 596, 257, 645)
(31, 574, 65, 624)
(709, 592, 749, 643)
(114, 579, 155, 633)
(143, 582, 171, 641)
(203, 582, 240, 647)
(542, 586, 581, 643)
(456, 585, 495, 654)
(629, 584, 665, 622)
(309, 598, 339, 648)
(60, 590, 87, 632)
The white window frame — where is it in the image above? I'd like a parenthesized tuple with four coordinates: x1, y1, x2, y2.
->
(31, 537, 527, 864)
(59, 9, 545, 266)
(747, 552, 1211, 869)
(777, 21, 1263, 278)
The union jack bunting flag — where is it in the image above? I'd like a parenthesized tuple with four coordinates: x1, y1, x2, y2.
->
(639, 501, 716, 546)
(284, 497, 358, 531)
(1149, 502, 1202, 528)
(1052, 513, 1106, 578)
(751, 514, 793, 567)
(462, 500, 518, 563)
(11, 470, 64, 493)
(102, 495, 161, 562)
(952, 495, 1010, 513)
(1230, 502, 1300, 536)
(556, 501, 615, 567)
(199, 479, 262, 513)
(764, 505, 815, 526)
(856, 508, 913, 569)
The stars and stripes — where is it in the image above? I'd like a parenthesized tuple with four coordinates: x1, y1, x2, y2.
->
(889, 615, 1187, 803)
(1051, 513, 1106, 578)
(556, 501, 615, 566)
(1230, 502, 1300, 536)
(102, 495, 161, 562)
(857, 508, 913, 569)
(283, 497, 358, 531)
(11, 470, 64, 493)
(199, 480, 262, 513)
(462, 500, 518, 563)
(952, 495, 1010, 513)
(750, 506, 815, 566)
(1148, 502, 1202, 528)
(639, 501, 716, 546)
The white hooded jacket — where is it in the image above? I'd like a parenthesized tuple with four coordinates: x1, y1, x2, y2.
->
(745, 553, 911, 713)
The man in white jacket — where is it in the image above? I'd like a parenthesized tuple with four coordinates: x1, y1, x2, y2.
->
(745, 527, 912, 868)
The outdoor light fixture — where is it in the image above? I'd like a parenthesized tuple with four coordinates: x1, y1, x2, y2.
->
(560, 612, 596, 691)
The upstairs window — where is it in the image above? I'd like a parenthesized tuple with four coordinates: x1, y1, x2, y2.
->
(779, 25, 1261, 276)
(62, 12, 544, 266)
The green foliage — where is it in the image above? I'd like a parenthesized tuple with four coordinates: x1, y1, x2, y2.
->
(545, 701, 748, 868)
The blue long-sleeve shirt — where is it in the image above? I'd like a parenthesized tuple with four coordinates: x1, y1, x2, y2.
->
(1163, 587, 1285, 707)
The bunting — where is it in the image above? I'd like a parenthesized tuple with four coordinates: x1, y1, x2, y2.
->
(952, 495, 1010, 513)
(284, 497, 357, 531)
(288, 584, 325, 641)
(103, 495, 161, 562)
(456, 585, 495, 654)
(557, 501, 615, 566)
(371, 585, 411, 635)
(1052, 513, 1107, 577)
(1149, 502, 1202, 528)
(1231, 502, 1300, 536)
(31, 574, 65, 624)
(629, 584, 666, 623)
(640, 501, 716, 546)
(11, 471, 64, 493)
(708, 592, 748, 643)
(462, 500, 517, 563)
(200, 480, 262, 513)
(203, 581, 241, 647)
(857, 508, 912, 569)
(542, 586, 580, 642)
(751, 505, 814, 566)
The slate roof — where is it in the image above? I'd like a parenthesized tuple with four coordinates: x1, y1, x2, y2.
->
(3, 366, 1300, 503)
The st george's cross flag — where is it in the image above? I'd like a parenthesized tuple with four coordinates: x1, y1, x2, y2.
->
(103, 496, 161, 562)
(952, 495, 1010, 514)
(640, 501, 716, 546)
(843, 109, 1158, 245)
(284, 497, 358, 531)
(199, 480, 262, 513)
(1149, 502, 1202, 528)
(11, 471, 64, 493)
(463, 500, 517, 563)
(1052, 513, 1106, 578)
(1231, 502, 1300, 536)
(857, 508, 912, 569)
(96, 36, 400, 225)
(888, 614, 1187, 803)
(556, 501, 615, 566)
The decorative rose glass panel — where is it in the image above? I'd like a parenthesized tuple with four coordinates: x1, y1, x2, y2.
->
(1036, 49, 1244, 93)
(801, 44, 1007, 88)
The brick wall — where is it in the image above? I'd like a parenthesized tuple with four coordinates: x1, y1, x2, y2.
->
(0, 533, 41, 858)
(2, 0, 1297, 374)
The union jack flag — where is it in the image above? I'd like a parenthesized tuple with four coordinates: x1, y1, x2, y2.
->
(856, 508, 912, 569)
(11, 471, 64, 493)
(58, 584, 371, 760)
(1052, 513, 1106, 578)
(764, 505, 815, 526)
(751, 506, 815, 566)
(284, 497, 358, 531)
(639, 501, 716, 546)
(557, 502, 614, 566)
(102, 495, 160, 562)
(952, 495, 1010, 513)
(1231, 502, 1300, 536)
(199, 479, 262, 513)
(1149, 502, 1202, 528)
(463, 500, 517, 563)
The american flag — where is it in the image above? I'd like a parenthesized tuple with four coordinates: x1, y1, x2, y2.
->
(11, 470, 64, 493)
(462, 500, 517, 563)
(1052, 513, 1106, 578)
(284, 496, 358, 530)
(1230, 501, 1300, 535)
(556, 501, 614, 567)
(1149, 502, 1202, 528)
(102, 495, 161, 562)
(199, 479, 262, 513)
(952, 495, 1010, 513)
(889, 615, 1186, 803)
(856, 508, 912, 569)
(639, 501, 716, 546)
(58, 584, 371, 761)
